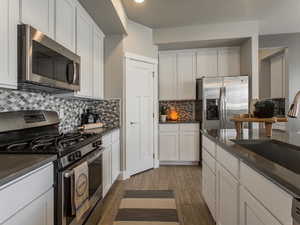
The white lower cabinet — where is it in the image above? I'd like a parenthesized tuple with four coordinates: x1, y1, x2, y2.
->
(202, 162, 216, 220)
(0, 163, 54, 225)
(102, 145, 112, 197)
(216, 163, 239, 225)
(159, 124, 199, 163)
(240, 187, 281, 225)
(102, 129, 120, 198)
(3, 188, 54, 225)
(201, 135, 293, 225)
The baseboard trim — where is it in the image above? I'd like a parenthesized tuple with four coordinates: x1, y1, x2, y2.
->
(159, 161, 200, 166)
(120, 170, 130, 180)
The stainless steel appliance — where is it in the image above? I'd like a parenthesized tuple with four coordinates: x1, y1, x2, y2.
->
(196, 75, 249, 129)
(0, 111, 103, 225)
(18, 24, 80, 93)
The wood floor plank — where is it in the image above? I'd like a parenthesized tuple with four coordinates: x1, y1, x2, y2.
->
(97, 166, 215, 225)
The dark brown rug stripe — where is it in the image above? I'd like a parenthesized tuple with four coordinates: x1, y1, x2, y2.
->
(115, 208, 179, 222)
(123, 190, 174, 199)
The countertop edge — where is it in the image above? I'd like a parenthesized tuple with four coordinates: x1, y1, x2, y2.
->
(200, 130, 300, 198)
(0, 155, 57, 188)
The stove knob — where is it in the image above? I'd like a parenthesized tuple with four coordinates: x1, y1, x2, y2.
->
(68, 154, 75, 162)
(75, 151, 81, 158)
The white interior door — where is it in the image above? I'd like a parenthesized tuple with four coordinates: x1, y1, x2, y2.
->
(126, 59, 155, 176)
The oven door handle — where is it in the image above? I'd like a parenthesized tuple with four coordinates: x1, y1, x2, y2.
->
(64, 148, 103, 178)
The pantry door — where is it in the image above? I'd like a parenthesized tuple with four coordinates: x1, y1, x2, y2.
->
(126, 58, 155, 176)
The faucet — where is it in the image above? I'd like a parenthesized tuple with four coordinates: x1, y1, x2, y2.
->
(288, 90, 300, 118)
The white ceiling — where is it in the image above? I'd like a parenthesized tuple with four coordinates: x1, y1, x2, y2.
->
(121, 0, 300, 31)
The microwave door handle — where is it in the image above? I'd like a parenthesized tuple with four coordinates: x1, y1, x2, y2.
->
(73, 62, 77, 84)
(64, 148, 103, 178)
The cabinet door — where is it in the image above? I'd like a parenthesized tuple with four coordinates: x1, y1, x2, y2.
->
(159, 53, 177, 100)
(0, 0, 18, 89)
(93, 27, 104, 99)
(159, 131, 179, 161)
(216, 164, 239, 225)
(103, 146, 112, 197)
(240, 187, 282, 225)
(179, 131, 199, 161)
(76, 5, 93, 97)
(3, 188, 54, 225)
(197, 48, 218, 78)
(218, 47, 240, 76)
(177, 52, 196, 99)
(55, 0, 76, 52)
(111, 141, 120, 183)
(20, 0, 54, 38)
(202, 162, 216, 220)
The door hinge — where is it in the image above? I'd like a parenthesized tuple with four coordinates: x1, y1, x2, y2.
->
(152, 72, 155, 78)
(153, 113, 155, 118)
(153, 153, 155, 159)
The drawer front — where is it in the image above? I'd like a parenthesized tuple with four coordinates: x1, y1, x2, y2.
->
(240, 163, 293, 225)
(112, 129, 120, 142)
(179, 124, 199, 132)
(216, 145, 239, 179)
(103, 133, 112, 147)
(159, 124, 179, 132)
(0, 163, 53, 224)
(202, 149, 216, 173)
(202, 135, 216, 157)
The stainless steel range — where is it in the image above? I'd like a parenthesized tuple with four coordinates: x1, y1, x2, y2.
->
(0, 110, 103, 225)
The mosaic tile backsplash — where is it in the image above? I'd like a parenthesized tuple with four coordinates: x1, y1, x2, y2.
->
(0, 89, 120, 132)
(159, 100, 196, 121)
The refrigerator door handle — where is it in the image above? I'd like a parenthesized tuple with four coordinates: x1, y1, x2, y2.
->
(223, 87, 227, 125)
(219, 87, 223, 128)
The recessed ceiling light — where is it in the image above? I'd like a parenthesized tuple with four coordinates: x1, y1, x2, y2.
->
(134, 0, 144, 3)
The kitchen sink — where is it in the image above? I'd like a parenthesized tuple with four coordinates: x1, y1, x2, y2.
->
(231, 139, 300, 174)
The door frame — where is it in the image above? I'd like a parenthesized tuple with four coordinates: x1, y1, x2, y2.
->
(122, 52, 159, 179)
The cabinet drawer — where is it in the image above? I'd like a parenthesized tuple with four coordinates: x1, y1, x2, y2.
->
(240, 162, 293, 225)
(202, 149, 216, 173)
(216, 145, 239, 179)
(202, 135, 216, 157)
(159, 124, 179, 132)
(0, 163, 53, 224)
(179, 124, 199, 131)
(112, 129, 120, 142)
(102, 133, 112, 147)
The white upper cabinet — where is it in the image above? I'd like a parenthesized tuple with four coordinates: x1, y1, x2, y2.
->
(197, 48, 218, 78)
(20, 0, 55, 38)
(76, 5, 93, 98)
(177, 52, 196, 99)
(93, 27, 105, 99)
(55, 0, 76, 52)
(0, 0, 18, 89)
(218, 47, 240, 76)
(159, 53, 177, 100)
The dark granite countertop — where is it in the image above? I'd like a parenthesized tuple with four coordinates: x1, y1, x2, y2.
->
(201, 128, 300, 198)
(0, 154, 57, 187)
(159, 120, 200, 124)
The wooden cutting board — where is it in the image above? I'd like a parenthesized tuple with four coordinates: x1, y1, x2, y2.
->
(230, 114, 288, 137)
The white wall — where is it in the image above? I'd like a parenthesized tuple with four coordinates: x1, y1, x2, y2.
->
(124, 20, 158, 59)
(153, 21, 259, 45)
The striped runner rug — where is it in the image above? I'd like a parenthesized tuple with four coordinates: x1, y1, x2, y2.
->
(113, 190, 180, 225)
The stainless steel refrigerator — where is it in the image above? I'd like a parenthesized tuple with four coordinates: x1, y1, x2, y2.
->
(196, 75, 249, 129)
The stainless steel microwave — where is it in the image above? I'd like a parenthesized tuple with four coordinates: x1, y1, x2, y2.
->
(18, 24, 80, 93)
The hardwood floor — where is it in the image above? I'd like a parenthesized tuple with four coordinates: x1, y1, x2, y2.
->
(97, 166, 215, 225)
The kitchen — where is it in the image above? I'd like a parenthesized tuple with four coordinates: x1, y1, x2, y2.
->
(1, 0, 300, 225)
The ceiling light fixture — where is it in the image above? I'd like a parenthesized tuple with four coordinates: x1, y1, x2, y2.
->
(134, 0, 144, 3)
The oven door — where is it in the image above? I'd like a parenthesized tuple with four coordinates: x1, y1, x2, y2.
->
(58, 149, 103, 225)
(18, 24, 80, 92)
